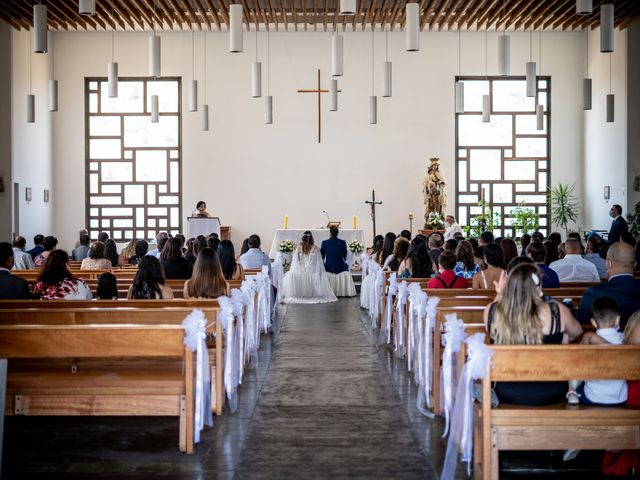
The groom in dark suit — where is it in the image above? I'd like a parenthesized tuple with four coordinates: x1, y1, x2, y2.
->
(321, 226, 349, 274)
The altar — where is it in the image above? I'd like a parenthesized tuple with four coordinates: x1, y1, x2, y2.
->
(268, 228, 365, 258)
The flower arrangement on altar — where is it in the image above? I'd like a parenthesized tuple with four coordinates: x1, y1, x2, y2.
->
(348, 240, 364, 254)
(424, 211, 445, 230)
(279, 239, 295, 253)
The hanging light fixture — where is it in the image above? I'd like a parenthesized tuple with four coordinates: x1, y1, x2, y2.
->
(190, 30, 198, 111)
(536, 30, 544, 131)
(576, 0, 593, 15)
(33, 4, 48, 53)
(27, 36, 34, 123)
(370, 28, 377, 124)
(229, 4, 243, 53)
(498, 1, 509, 77)
(405, 3, 419, 52)
(48, 32, 57, 112)
(339, 0, 357, 15)
(331, 29, 344, 77)
(455, 28, 464, 114)
(151, 95, 159, 123)
(600, 3, 614, 53)
(265, 27, 272, 124)
(202, 31, 210, 130)
(382, 25, 392, 97)
(252, 28, 262, 97)
(108, 8, 118, 98)
(79, 0, 96, 16)
(330, 79, 338, 111)
(482, 30, 490, 123)
(526, 28, 536, 97)
(149, 1, 161, 78)
(606, 52, 614, 122)
(583, 29, 592, 110)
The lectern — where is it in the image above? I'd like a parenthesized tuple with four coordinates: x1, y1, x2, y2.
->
(187, 217, 221, 239)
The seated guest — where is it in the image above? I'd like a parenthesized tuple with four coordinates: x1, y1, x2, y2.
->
(443, 215, 463, 241)
(32, 250, 93, 300)
(80, 242, 112, 270)
(467, 238, 485, 266)
(118, 238, 138, 267)
(127, 256, 173, 299)
(608, 204, 628, 245)
(129, 240, 149, 265)
(526, 242, 560, 288)
(238, 234, 271, 272)
(558, 242, 566, 259)
(399, 229, 412, 241)
(218, 239, 244, 280)
(207, 235, 220, 252)
(506, 256, 534, 272)
(584, 236, 607, 279)
(567, 232, 585, 254)
(519, 234, 531, 256)
(104, 239, 119, 268)
(72, 234, 91, 261)
(147, 232, 169, 258)
(12, 236, 35, 270)
(427, 233, 443, 266)
(0, 242, 31, 299)
(549, 238, 599, 282)
(472, 243, 504, 289)
(454, 240, 481, 280)
(428, 250, 468, 289)
(484, 263, 583, 405)
(97, 231, 109, 243)
(578, 242, 640, 328)
(239, 238, 250, 257)
(175, 234, 187, 254)
(34, 236, 58, 267)
(443, 238, 458, 251)
(74, 228, 88, 249)
(183, 247, 229, 299)
(385, 237, 410, 271)
(27, 234, 45, 260)
(321, 226, 356, 297)
(184, 238, 197, 264)
(546, 231, 561, 247)
(621, 231, 636, 248)
(543, 240, 559, 265)
(376, 232, 396, 266)
(398, 236, 433, 279)
(160, 237, 193, 279)
(96, 272, 118, 300)
(478, 231, 494, 247)
(453, 231, 465, 242)
(500, 238, 518, 268)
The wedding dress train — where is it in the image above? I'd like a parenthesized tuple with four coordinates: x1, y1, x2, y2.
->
(281, 246, 337, 304)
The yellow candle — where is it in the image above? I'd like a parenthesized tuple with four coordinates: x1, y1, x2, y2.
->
(284, 215, 288, 230)
(353, 215, 357, 229)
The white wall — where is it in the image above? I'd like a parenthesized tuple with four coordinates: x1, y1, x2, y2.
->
(11, 29, 54, 247)
(584, 27, 628, 230)
(627, 21, 640, 215)
(44, 28, 587, 252)
(0, 21, 13, 242)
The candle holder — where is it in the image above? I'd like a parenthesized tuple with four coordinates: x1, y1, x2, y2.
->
(408, 212, 414, 234)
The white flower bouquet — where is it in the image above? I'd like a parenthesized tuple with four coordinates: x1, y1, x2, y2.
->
(424, 211, 445, 230)
(348, 240, 364, 254)
(279, 239, 295, 253)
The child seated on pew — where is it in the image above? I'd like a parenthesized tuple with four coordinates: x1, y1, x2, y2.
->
(96, 272, 118, 300)
(567, 296, 628, 406)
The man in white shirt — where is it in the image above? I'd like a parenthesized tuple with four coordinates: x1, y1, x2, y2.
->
(12, 236, 35, 270)
(549, 238, 600, 282)
(239, 234, 271, 273)
(443, 215, 463, 241)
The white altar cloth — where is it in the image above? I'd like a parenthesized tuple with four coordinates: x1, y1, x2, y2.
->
(268, 228, 365, 259)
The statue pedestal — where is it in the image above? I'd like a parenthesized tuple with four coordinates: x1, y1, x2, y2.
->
(419, 229, 446, 237)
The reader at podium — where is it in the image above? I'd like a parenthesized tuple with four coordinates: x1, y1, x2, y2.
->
(192, 200, 211, 218)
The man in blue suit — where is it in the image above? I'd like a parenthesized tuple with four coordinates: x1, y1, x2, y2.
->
(321, 226, 349, 274)
(578, 242, 640, 329)
(608, 204, 628, 245)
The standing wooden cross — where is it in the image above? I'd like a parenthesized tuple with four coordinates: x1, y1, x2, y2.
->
(365, 189, 383, 240)
(297, 69, 341, 143)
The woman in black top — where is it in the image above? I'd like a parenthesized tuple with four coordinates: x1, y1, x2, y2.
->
(159, 237, 193, 279)
(104, 239, 119, 267)
(129, 240, 148, 265)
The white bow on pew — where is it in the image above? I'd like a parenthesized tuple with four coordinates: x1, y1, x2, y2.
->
(394, 280, 409, 357)
(241, 278, 259, 361)
(218, 295, 244, 414)
(416, 294, 439, 418)
(382, 273, 398, 344)
(255, 269, 272, 334)
(440, 313, 468, 438)
(369, 263, 384, 326)
(406, 282, 427, 372)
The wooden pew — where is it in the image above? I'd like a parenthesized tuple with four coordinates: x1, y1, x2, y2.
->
(0, 323, 199, 453)
(473, 345, 640, 479)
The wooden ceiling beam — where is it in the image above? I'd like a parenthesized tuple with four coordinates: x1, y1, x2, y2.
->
(544, 0, 577, 30)
(362, 0, 375, 30)
(533, 0, 571, 30)
(44, 0, 85, 30)
(177, 0, 202, 29)
(0, 2, 29, 30)
(439, 0, 468, 31)
(11, 0, 61, 30)
(193, 0, 213, 29)
(418, 0, 439, 30)
(265, 0, 278, 31)
(429, 0, 452, 30)
(333, 0, 339, 32)
(301, 0, 308, 30)
(387, 0, 401, 32)
(290, 0, 298, 30)
(374, 0, 389, 30)
(458, 0, 487, 28)
(202, 0, 221, 30)
(278, 0, 288, 30)
(117, 0, 152, 29)
(166, 0, 189, 28)
(473, 0, 502, 30)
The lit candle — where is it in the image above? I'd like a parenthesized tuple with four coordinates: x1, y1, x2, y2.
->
(409, 212, 413, 218)
(353, 215, 357, 229)
(284, 215, 288, 230)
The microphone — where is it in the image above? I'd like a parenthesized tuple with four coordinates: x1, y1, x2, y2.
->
(322, 210, 331, 225)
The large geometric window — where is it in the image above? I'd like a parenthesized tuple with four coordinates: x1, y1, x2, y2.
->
(85, 77, 182, 241)
(456, 76, 550, 237)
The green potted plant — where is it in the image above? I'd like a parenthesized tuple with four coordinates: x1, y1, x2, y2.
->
(511, 203, 540, 235)
(463, 200, 501, 238)
(548, 182, 579, 236)
(627, 201, 640, 239)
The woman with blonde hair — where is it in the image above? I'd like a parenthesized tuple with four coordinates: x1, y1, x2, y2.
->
(183, 247, 229, 299)
(484, 263, 583, 405)
(118, 238, 138, 267)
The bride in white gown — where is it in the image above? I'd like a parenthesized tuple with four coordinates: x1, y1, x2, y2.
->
(281, 231, 337, 304)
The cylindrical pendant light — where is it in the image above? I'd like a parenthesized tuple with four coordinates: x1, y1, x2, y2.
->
(369, 96, 377, 124)
(600, 4, 614, 53)
(48, 79, 58, 112)
(536, 104, 544, 130)
(27, 94, 35, 123)
(265, 96, 273, 124)
(202, 104, 210, 130)
(79, 0, 96, 16)
(151, 95, 159, 123)
(108, 62, 118, 97)
(526, 61, 536, 97)
(482, 95, 491, 123)
(606, 94, 614, 122)
(583, 78, 592, 110)
(33, 4, 48, 53)
(498, 34, 510, 76)
(149, 34, 161, 78)
(329, 79, 338, 111)
(576, 0, 593, 15)
(229, 4, 243, 53)
(189, 80, 198, 111)
(202, 31, 210, 130)
(252, 61, 262, 97)
(405, 3, 419, 52)
(340, 0, 357, 15)
(455, 82, 464, 114)
(382, 27, 392, 97)
(331, 33, 344, 77)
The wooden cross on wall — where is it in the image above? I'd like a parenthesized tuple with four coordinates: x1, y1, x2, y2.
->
(297, 69, 341, 143)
